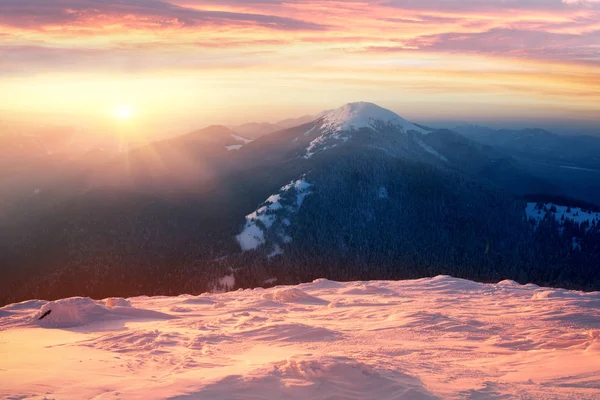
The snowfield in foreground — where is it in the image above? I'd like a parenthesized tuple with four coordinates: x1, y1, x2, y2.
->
(1, 277, 599, 399)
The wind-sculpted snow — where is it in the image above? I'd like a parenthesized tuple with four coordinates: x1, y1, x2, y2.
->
(1, 277, 599, 399)
(104, 297, 132, 307)
(262, 287, 329, 305)
(31, 297, 175, 328)
(175, 357, 438, 400)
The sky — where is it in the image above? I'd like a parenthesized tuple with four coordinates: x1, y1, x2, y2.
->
(1, 0, 599, 135)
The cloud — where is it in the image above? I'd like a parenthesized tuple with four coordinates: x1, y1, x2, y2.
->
(381, 0, 599, 11)
(366, 28, 600, 64)
(562, 0, 600, 4)
(1, 0, 599, 71)
(0, 0, 326, 31)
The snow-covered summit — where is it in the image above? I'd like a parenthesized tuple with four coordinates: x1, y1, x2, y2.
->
(317, 102, 427, 134)
(304, 102, 430, 158)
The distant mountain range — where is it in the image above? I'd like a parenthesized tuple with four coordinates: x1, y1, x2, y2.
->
(229, 115, 315, 139)
(452, 124, 600, 206)
(1, 102, 599, 305)
(453, 124, 600, 169)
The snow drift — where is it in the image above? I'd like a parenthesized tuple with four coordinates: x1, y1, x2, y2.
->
(33, 297, 175, 328)
(1, 276, 599, 399)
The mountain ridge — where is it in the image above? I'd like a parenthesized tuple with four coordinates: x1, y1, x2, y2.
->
(1, 101, 599, 306)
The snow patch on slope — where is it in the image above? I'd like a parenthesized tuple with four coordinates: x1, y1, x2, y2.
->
(526, 203, 600, 230)
(225, 145, 243, 151)
(225, 134, 252, 151)
(231, 134, 252, 144)
(305, 135, 343, 159)
(267, 244, 283, 259)
(236, 177, 313, 253)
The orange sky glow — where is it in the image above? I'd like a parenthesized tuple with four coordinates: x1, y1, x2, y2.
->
(1, 0, 599, 133)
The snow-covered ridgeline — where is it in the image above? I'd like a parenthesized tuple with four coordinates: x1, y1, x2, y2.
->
(236, 177, 313, 254)
(526, 202, 600, 229)
(305, 102, 430, 159)
(317, 102, 428, 134)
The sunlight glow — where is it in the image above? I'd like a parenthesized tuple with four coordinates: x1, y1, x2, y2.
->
(114, 105, 134, 120)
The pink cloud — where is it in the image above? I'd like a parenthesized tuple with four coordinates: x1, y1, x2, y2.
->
(0, 0, 326, 31)
(1, 0, 599, 70)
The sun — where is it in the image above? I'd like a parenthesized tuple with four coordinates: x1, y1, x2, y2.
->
(113, 104, 134, 120)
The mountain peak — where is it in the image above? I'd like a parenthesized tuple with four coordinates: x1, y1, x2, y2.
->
(303, 102, 430, 159)
(317, 102, 424, 133)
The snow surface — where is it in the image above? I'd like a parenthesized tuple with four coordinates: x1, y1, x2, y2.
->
(1, 276, 599, 399)
(305, 102, 429, 158)
(526, 202, 600, 228)
(225, 145, 243, 151)
(236, 177, 312, 253)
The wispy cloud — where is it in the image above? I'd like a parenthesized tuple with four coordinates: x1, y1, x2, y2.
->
(0, 0, 599, 122)
(364, 28, 600, 64)
(0, 0, 325, 30)
(382, 0, 598, 11)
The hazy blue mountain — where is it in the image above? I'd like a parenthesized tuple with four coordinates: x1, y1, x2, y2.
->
(453, 124, 600, 168)
(452, 124, 600, 205)
(229, 115, 315, 139)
